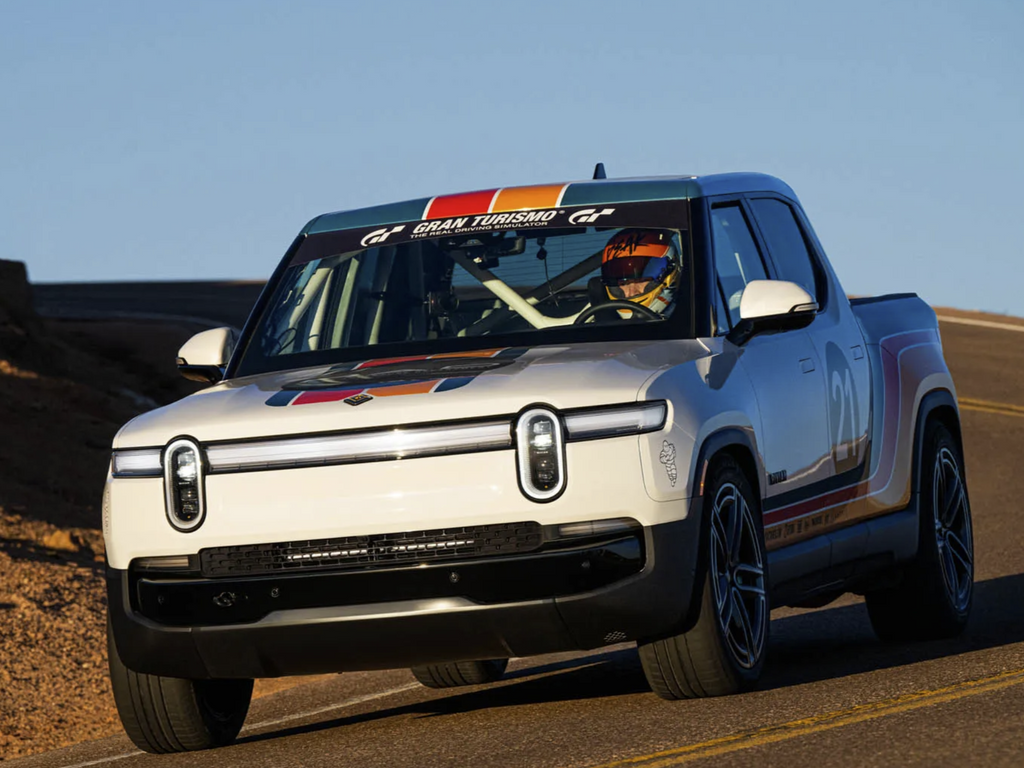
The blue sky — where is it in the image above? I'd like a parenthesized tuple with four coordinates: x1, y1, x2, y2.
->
(2, 0, 1022, 314)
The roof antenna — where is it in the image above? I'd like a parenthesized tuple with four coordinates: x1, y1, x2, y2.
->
(592, 162, 607, 180)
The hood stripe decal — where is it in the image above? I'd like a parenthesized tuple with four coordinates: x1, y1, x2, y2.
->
(266, 348, 528, 407)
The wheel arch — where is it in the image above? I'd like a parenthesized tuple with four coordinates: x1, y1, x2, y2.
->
(677, 427, 763, 631)
(693, 428, 763, 503)
(863, 386, 973, 642)
(911, 389, 963, 498)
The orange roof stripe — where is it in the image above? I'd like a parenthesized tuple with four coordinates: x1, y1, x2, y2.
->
(490, 184, 568, 213)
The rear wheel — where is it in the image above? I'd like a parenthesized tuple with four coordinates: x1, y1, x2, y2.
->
(410, 659, 509, 688)
(107, 617, 253, 753)
(639, 455, 769, 699)
(865, 420, 973, 641)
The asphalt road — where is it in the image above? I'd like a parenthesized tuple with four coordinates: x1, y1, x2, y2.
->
(13, 305, 1024, 768)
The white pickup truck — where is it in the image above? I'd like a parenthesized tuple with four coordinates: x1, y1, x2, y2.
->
(104, 172, 973, 752)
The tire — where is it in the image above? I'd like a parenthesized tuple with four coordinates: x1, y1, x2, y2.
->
(410, 659, 509, 688)
(865, 420, 974, 641)
(638, 455, 769, 699)
(107, 617, 253, 753)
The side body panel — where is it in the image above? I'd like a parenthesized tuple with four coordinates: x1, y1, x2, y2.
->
(739, 329, 832, 517)
(742, 191, 955, 555)
(763, 320, 951, 577)
(688, 186, 958, 601)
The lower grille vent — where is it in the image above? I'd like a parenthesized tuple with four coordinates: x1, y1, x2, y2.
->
(199, 522, 542, 578)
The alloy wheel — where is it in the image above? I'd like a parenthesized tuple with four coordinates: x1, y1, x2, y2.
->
(933, 446, 973, 613)
(709, 482, 767, 669)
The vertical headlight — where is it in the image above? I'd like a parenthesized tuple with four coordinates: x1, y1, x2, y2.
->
(516, 408, 565, 502)
(163, 438, 206, 532)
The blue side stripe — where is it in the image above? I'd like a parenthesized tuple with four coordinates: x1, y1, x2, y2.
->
(434, 377, 474, 392)
(266, 391, 298, 407)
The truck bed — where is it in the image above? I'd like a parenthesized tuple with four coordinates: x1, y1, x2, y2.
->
(850, 293, 939, 345)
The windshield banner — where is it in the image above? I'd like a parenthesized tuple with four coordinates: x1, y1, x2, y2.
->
(290, 199, 688, 267)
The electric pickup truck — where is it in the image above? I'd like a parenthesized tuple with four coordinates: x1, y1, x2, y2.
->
(104, 172, 973, 753)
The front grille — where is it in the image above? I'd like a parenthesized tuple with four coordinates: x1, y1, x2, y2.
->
(199, 522, 543, 578)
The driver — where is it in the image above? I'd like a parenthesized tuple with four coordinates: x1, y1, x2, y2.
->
(600, 229, 680, 315)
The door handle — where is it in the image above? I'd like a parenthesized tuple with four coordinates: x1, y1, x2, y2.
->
(800, 357, 815, 374)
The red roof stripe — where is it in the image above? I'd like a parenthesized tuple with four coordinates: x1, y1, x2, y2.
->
(424, 189, 499, 220)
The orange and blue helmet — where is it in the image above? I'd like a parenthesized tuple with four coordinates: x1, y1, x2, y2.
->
(601, 229, 680, 311)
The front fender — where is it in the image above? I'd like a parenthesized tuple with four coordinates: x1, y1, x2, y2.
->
(639, 340, 761, 503)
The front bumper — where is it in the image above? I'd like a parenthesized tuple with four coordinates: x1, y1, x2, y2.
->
(108, 517, 701, 679)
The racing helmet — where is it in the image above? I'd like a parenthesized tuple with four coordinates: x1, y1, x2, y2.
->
(600, 229, 680, 312)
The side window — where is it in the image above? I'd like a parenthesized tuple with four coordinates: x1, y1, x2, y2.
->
(710, 205, 769, 327)
(748, 198, 821, 303)
(714, 282, 731, 333)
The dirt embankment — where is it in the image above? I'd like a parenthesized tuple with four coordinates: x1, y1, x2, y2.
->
(0, 260, 206, 760)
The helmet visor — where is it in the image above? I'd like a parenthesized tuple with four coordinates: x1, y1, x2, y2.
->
(601, 255, 673, 287)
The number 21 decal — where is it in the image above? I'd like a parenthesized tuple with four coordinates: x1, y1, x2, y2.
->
(825, 341, 861, 475)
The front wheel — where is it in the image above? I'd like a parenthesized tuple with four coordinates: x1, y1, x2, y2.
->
(107, 617, 253, 753)
(865, 420, 974, 641)
(639, 455, 769, 699)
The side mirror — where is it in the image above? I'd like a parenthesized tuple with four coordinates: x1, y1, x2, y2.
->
(176, 327, 238, 384)
(727, 280, 818, 346)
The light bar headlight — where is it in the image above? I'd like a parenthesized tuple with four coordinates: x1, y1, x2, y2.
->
(204, 421, 511, 473)
(516, 407, 566, 502)
(111, 448, 162, 478)
(163, 438, 206, 532)
(108, 400, 665, 509)
(564, 401, 667, 441)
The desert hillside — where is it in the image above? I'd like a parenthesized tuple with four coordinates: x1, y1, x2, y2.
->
(0, 259, 205, 759)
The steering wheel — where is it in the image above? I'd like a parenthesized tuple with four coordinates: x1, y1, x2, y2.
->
(573, 300, 662, 325)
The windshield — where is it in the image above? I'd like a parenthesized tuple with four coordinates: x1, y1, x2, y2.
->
(234, 199, 690, 377)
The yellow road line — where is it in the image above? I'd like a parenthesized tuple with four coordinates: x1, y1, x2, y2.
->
(592, 668, 1024, 767)
(959, 397, 1024, 418)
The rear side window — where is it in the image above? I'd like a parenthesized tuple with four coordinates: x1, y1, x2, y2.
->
(710, 205, 768, 327)
(748, 198, 820, 303)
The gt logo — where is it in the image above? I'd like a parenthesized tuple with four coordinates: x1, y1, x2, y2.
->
(567, 208, 615, 225)
(360, 226, 405, 248)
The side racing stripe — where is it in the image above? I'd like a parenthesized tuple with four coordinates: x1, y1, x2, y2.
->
(763, 328, 943, 528)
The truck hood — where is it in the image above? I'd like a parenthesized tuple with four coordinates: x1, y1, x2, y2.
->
(115, 341, 711, 448)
